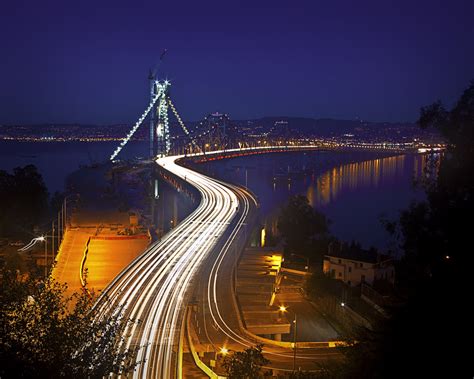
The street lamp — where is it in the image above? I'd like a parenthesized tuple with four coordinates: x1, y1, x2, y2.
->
(60, 194, 76, 242)
(216, 346, 229, 361)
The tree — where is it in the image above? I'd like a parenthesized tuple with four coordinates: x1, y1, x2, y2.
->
(222, 344, 269, 378)
(0, 268, 136, 378)
(0, 165, 49, 239)
(305, 270, 339, 299)
(326, 81, 474, 378)
(384, 82, 473, 377)
(394, 82, 474, 284)
(277, 195, 330, 261)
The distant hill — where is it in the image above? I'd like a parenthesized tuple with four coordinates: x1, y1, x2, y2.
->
(255, 117, 364, 135)
(1, 116, 440, 142)
(234, 116, 427, 138)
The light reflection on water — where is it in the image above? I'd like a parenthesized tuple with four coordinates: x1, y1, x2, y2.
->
(0, 141, 428, 249)
(201, 151, 427, 249)
(309, 154, 423, 207)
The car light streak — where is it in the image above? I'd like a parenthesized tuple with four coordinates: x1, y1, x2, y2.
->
(94, 146, 342, 377)
(18, 236, 45, 252)
(93, 154, 238, 378)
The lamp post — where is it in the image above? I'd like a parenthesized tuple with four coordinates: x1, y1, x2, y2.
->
(293, 313, 297, 373)
(37, 236, 47, 279)
(62, 197, 67, 237)
(278, 305, 297, 371)
(52, 221, 55, 260)
(56, 194, 76, 248)
(58, 206, 62, 245)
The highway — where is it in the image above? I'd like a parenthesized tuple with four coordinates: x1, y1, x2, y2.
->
(94, 148, 340, 377)
(195, 180, 341, 373)
(94, 154, 242, 378)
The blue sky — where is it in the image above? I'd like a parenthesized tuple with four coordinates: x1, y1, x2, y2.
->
(1, 0, 473, 124)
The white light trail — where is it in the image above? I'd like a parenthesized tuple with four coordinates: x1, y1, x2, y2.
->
(94, 153, 238, 377)
(97, 145, 343, 376)
(18, 236, 45, 252)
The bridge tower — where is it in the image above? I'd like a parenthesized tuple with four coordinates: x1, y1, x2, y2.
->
(149, 71, 157, 158)
(149, 79, 171, 159)
(110, 73, 198, 162)
(155, 81, 171, 157)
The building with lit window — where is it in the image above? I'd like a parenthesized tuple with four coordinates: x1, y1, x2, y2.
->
(323, 246, 394, 287)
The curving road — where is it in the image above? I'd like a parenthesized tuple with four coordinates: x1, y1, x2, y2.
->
(95, 154, 243, 378)
(95, 147, 339, 377)
(196, 180, 341, 373)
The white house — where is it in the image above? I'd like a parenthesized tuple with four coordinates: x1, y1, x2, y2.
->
(323, 248, 394, 287)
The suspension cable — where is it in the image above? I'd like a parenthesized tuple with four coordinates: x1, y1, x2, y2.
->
(110, 85, 164, 161)
(168, 97, 204, 155)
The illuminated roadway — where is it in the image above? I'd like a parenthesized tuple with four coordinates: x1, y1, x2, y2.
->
(95, 146, 339, 378)
(198, 178, 341, 372)
(94, 153, 243, 378)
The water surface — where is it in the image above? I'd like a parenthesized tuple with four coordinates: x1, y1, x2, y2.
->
(0, 141, 425, 248)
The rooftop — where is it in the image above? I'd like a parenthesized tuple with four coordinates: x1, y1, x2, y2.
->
(326, 245, 391, 264)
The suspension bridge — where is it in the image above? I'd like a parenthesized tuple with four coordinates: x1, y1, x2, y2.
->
(96, 75, 339, 378)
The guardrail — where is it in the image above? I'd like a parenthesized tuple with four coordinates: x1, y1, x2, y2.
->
(227, 224, 345, 349)
(90, 235, 149, 240)
(186, 307, 226, 379)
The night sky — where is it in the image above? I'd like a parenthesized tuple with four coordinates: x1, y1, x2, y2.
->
(1, 0, 473, 125)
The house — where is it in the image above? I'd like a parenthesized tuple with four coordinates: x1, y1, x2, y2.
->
(323, 245, 394, 287)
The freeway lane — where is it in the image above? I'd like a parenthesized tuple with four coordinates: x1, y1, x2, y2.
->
(94, 147, 341, 377)
(194, 181, 341, 373)
(94, 154, 240, 378)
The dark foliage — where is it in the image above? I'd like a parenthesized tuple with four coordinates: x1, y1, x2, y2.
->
(277, 195, 331, 262)
(222, 344, 269, 378)
(326, 81, 474, 378)
(305, 270, 340, 299)
(0, 165, 49, 238)
(0, 269, 136, 378)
